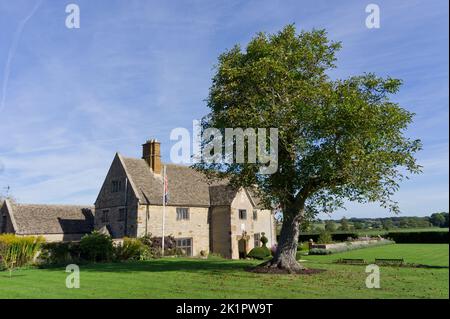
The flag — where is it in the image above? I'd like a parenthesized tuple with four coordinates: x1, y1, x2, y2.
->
(163, 166, 169, 205)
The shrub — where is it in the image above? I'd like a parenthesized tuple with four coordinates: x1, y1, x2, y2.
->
(40, 242, 81, 265)
(0, 234, 44, 272)
(309, 248, 332, 255)
(115, 237, 150, 261)
(297, 242, 310, 251)
(298, 232, 359, 243)
(247, 246, 272, 260)
(147, 235, 179, 257)
(260, 233, 268, 247)
(317, 230, 332, 244)
(387, 231, 449, 243)
(79, 231, 114, 262)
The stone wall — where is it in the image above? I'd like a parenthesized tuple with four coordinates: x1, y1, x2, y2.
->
(94, 154, 139, 238)
(0, 201, 15, 234)
(210, 206, 232, 258)
(137, 204, 210, 256)
(229, 189, 275, 259)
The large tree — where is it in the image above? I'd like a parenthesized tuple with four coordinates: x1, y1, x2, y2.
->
(194, 25, 421, 272)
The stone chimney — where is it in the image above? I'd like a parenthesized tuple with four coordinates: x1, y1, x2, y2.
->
(142, 139, 162, 174)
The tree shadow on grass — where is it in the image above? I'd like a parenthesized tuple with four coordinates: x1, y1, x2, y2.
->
(40, 258, 257, 274)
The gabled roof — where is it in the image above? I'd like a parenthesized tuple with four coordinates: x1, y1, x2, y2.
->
(120, 156, 214, 207)
(117, 154, 268, 209)
(3, 200, 94, 235)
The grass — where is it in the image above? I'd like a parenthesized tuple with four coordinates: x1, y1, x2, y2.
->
(355, 227, 449, 236)
(0, 244, 448, 299)
(303, 244, 449, 267)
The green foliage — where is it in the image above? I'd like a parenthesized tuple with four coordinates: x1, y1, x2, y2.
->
(317, 230, 333, 244)
(194, 25, 422, 263)
(260, 233, 268, 247)
(0, 234, 44, 274)
(309, 248, 332, 255)
(430, 213, 449, 228)
(40, 242, 81, 265)
(339, 217, 350, 231)
(325, 220, 337, 232)
(115, 237, 151, 261)
(298, 231, 359, 243)
(387, 231, 448, 243)
(79, 231, 114, 262)
(247, 246, 272, 260)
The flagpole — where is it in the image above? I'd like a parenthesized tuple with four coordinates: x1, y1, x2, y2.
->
(162, 165, 166, 257)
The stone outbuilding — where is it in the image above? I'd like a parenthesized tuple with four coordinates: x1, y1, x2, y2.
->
(0, 200, 94, 242)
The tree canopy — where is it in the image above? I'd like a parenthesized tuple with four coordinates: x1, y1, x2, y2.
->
(194, 25, 422, 272)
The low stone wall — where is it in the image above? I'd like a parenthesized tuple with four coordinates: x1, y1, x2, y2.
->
(310, 239, 390, 250)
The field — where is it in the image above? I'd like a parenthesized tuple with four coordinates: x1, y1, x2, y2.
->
(354, 227, 449, 236)
(0, 244, 448, 299)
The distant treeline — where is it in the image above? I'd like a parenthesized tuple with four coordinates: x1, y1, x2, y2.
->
(300, 212, 449, 232)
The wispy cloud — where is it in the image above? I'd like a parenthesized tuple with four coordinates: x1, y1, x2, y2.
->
(0, 0, 448, 216)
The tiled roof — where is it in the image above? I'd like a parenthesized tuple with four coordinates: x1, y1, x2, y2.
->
(121, 157, 213, 206)
(120, 155, 267, 209)
(6, 201, 94, 235)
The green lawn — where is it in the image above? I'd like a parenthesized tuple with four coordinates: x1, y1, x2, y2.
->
(355, 227, 449, 236)
(303, 244, 449, 267)
(0, 244, 448, 299)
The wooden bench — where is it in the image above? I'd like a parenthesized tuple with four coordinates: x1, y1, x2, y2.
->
(336, 258, 367, 264)
(375, 258, 404, 265)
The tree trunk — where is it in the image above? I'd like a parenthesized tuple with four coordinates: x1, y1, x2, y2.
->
(261, 209, 305, 273)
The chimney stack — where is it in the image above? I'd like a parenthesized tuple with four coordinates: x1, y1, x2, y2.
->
(142, 139, 162, 174)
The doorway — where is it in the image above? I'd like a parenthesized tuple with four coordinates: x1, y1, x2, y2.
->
(238, 238, 247, 259)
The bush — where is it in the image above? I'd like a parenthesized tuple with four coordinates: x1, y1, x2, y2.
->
(79, 231, 114, 262)
(247, 246, 272, 260)
(115, 237, 151, 261)
(147, 235, 185, 256)
(40, 242, 81, 265)
(297, 242, 310, 251)
(387, 231, 449, 243)
(298, 232, 359, 243)
(0, 234, 44, 271)
(317, 230, 332, 244)
(260, 233, 268, 247)
(309, 248, 332, 255)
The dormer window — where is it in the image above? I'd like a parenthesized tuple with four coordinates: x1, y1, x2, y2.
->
(253, 210, 258, 220)
(239, 209, 247, 220)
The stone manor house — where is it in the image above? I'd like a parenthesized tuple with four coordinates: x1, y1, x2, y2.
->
(0, 140, 276, 259)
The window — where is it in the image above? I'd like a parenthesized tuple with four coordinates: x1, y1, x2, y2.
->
(176, 238, 192, 256)
(253, 210, 258, 220)
(239, 209, 247, 220)
(111, 180, 123, 193)
(118, 208, 126, 221)
(176, 208, 190, 221)
(101, 210, 109, 223)
(254, 233, 261, 248)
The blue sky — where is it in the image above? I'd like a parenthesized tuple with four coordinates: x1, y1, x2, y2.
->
(0, 0, 448, 219)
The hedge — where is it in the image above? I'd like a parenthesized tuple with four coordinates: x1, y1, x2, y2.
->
(247, 246, 272, 260)
(386, 231, 449, 243)
(298, 232, 359, 243)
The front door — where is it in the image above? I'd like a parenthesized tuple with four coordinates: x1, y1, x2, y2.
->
(238, 238, 247, 259)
